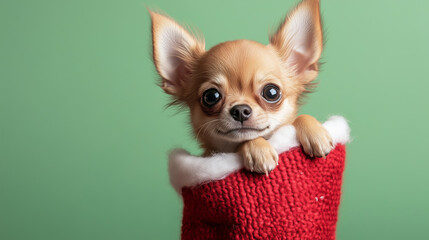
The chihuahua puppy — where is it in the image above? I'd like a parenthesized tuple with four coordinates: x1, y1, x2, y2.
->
(149, 0, 333, 174)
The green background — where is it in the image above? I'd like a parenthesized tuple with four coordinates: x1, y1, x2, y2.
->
(1, 0, 429, 239)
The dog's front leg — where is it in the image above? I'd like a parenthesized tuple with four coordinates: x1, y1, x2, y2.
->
(293, 114, 333, 158)
(237, 137, 278, 175)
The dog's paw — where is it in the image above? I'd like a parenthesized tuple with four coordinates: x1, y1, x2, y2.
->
(296, 121, 333, 158)
(237, 137, 278, 175)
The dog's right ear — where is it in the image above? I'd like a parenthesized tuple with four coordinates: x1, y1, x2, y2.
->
(149, 11, 205, 96)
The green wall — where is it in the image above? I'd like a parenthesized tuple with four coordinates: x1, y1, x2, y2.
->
(1, 0, 429, 239)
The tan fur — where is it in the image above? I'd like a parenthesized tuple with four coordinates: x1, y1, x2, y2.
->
(293, 114, 333, 158)
(237, 137, 279, 175)
(150, 0, 333, 174)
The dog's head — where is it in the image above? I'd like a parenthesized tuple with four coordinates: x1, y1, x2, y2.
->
(150, 0, 323, 152)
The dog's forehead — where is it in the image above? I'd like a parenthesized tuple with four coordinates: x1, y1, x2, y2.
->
(198, 40, 282, 84)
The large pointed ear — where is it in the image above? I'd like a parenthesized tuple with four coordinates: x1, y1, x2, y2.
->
(270, 0, 323, 82)
(149, 11, 205, 96)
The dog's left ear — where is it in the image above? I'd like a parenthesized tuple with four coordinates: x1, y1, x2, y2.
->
(270, 0, 323, 82)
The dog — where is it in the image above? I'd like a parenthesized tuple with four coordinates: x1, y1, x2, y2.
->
(149, 0, 333, 175)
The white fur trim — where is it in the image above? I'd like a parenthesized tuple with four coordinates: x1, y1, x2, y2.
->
(168, 150, 242, 195)
(168, 116, 350, 194)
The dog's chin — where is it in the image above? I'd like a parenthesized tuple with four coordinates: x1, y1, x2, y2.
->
(215, 126, 271, 143)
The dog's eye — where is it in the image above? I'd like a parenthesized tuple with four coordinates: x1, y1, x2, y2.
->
(202, 88, 222, 107)
(262, 84, 281, 103)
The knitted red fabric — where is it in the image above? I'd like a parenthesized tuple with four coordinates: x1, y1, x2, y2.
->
(181, 144, 346, 240)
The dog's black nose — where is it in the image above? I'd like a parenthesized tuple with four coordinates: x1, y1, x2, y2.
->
(230, 104, 252, 123)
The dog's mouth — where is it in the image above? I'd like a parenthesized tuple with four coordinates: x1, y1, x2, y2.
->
(217, 126, 269, 135)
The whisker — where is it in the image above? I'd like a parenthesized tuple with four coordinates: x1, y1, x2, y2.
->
(195, 119, 221, 140)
